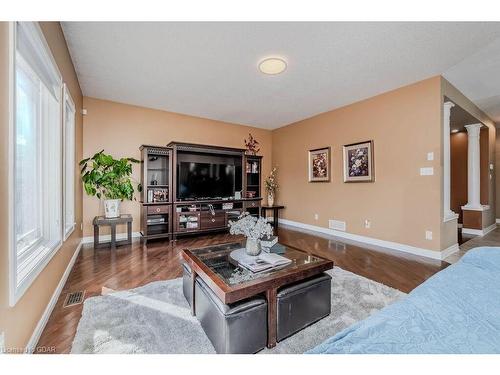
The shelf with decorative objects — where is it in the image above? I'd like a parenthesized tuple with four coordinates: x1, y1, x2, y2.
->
(139, 140, 263, 243)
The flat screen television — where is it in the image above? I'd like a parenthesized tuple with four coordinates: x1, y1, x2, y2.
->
(177, 161, 236, 200)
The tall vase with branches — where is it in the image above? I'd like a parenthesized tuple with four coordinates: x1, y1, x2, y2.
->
(265, 167, 279, 206)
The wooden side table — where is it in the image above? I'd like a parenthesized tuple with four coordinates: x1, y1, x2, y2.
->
(260, 205, 285, 233)
(93, 214, 133, 249)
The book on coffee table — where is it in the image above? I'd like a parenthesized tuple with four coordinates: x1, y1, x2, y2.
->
(230, 248, 292, 273)
(262, 243, 286, 254)
(260, 235, 278, 248)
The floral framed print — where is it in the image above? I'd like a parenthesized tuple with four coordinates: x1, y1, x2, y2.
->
(308, 147, 331, 182)
(343, 140, 374, 182)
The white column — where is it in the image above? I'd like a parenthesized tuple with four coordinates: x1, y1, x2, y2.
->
(462, 123, 483, 210)
(443, 102, 458, 221)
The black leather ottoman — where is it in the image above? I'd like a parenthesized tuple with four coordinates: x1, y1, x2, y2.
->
(182, 262, 192, 307)
(195, 277, 268, 354)
(277, 273, 332, 342)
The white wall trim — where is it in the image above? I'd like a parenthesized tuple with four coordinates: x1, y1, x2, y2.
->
(26, 240, 82, 353)
(82, 231, 142, 245)
(7, 21, 16, 308)
(483, 223, 497, 235)
(463, 223, 497, 237)
(441, 243, 460, 259)
(279, 218, 451, 261)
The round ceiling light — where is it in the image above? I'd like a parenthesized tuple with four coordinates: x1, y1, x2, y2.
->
(258, 57, 287, 75)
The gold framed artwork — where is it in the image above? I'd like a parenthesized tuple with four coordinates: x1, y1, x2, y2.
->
(343, 140, 374, 182)
(308, 147, 331, 182)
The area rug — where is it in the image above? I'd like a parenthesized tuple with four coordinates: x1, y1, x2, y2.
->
(70, 267, 405, 354)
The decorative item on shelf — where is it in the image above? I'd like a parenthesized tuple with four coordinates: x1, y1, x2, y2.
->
(222, 202, 234, 210)
(308, 147, 331, 182)
(343, 140, 375, 182)
(229, 212, 273, 256)
(150, 172, 158, 185)
(80, 150, 140, 218)
(151, 187, 168, 202)
(234, 191, 242, 199)
(244, 133, 260, 155)
(246, 191, 256, 198)
(265, 167, 279, 206)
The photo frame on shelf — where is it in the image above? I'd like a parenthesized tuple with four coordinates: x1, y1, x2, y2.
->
(308, 147, 331, 182)
(343, 140, 375, 182)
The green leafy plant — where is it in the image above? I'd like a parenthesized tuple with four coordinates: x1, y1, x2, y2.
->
(79, 150, 141, 200)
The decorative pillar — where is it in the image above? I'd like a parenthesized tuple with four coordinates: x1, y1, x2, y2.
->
(443, 102, 457, 221)
(462, 123, 483, 210)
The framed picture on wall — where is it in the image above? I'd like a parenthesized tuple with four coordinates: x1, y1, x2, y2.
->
(308, 147, 331, 182)
(343, 140, 374, 182)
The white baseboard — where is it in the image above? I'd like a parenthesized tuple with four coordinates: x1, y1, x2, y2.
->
(441, 243, 460, 259)
(26, 240, 83, 353)
(279, 218, 452, 261)
(463, 223, 497, 237)
(82, 231, 142, 244)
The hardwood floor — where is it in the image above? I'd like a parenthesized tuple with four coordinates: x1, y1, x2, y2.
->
(35, 227, 448, 354)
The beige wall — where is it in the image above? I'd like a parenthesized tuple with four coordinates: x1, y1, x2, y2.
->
(441, 78, 496, 237)
(272, 77, 443, 251)
(497, 131, 500, 219)
(82, 97, 272, 236)
(0, 22, 83, 350)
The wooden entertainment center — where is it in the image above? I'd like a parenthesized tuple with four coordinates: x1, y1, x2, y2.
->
(139, 142, 262, 243)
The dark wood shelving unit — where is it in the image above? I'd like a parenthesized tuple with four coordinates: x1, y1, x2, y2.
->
(140, 142, 262, 243)
(139, 145, 173, 243)
(244, 154, 262, 217)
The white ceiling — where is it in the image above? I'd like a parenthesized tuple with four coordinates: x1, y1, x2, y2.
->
(62, 22, 500, 129)
(444, 37, 500, 124)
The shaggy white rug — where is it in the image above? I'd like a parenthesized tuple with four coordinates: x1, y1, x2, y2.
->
(71, 267, 405, 354)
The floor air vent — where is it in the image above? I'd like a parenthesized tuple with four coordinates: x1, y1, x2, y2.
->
(63, 290, 85, 308)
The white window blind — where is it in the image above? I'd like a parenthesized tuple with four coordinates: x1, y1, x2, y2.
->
(10, 22, 63, 305)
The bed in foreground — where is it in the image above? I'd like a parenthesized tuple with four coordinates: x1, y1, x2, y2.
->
(308, 247, 500, 354)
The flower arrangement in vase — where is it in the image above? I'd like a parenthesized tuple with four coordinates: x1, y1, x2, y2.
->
(244, 133, 260, 155)
(264, 167, 279, 206)
(229, 212, 273, 256)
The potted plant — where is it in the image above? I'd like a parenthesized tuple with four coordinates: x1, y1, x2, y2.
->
(264, 167, 279, 206)
(80, 150, 140, 218)
(229, 213, 273, 256)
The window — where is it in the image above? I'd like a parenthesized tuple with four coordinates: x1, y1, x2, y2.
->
(9, 22, 63, 305)
(63, 84, 76, 239)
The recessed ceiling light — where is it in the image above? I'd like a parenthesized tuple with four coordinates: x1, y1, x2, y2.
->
(258, 57, 287, 75)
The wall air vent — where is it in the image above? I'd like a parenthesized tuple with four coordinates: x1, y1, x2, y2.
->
(63, 290, 85, 308)
(329, 219, 346, 232)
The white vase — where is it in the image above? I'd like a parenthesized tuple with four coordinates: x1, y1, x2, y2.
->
(104, 199, 121, 218)
(267, 193, 274, 207)
(245, 238, 261, 256)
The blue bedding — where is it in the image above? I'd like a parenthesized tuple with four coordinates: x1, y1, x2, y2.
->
(308, 247, 500, 354)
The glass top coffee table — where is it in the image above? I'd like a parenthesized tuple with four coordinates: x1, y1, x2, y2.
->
(181, 241, 333, 348)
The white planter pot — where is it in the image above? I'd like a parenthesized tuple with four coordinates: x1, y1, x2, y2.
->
(245, 238, 261, 256)
(104, 199, 121, 218)
(267, 193, 274, 207)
